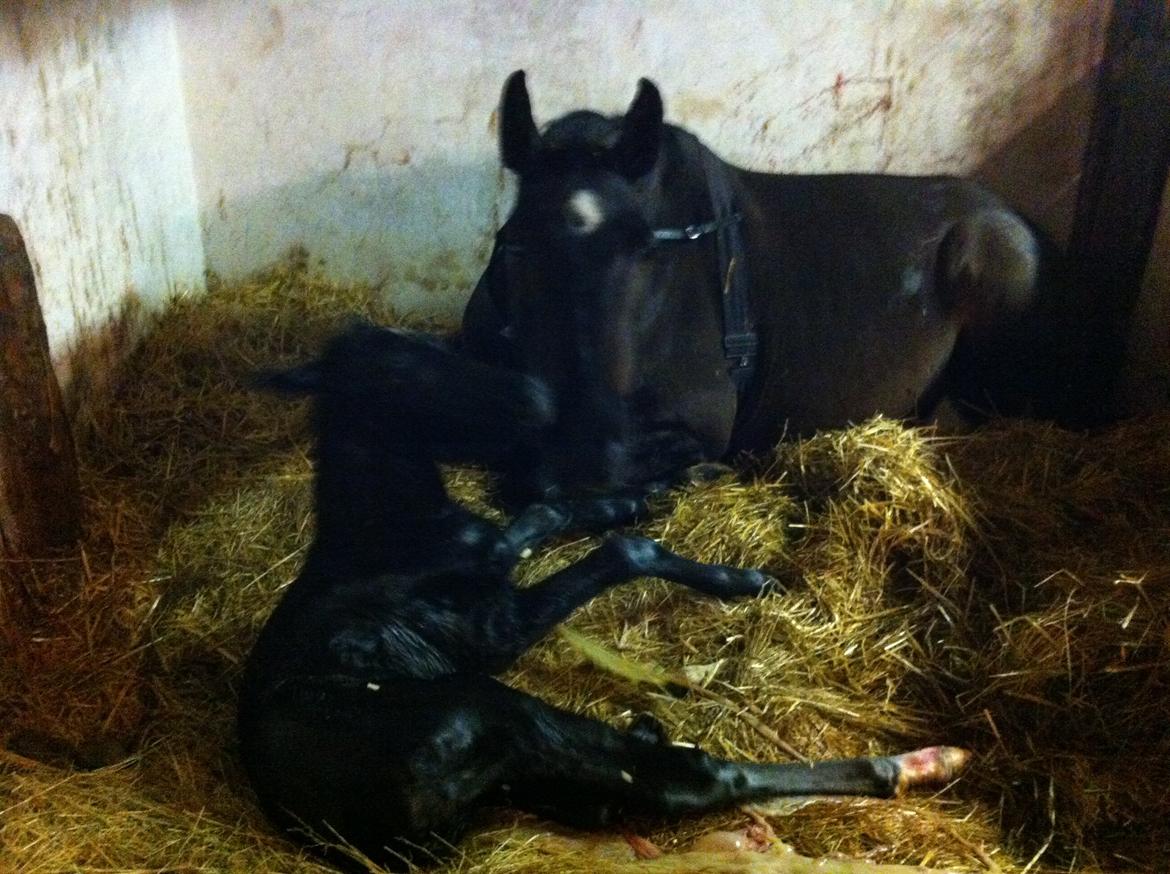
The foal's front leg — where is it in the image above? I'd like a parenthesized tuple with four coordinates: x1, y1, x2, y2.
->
(501, 493, 647, 556)
(499, 428, 726, 555)
(492, 535, 772, 664)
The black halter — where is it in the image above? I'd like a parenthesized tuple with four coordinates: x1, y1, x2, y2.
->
(480, 146, 758, 394)
(648, 144, 757, 393)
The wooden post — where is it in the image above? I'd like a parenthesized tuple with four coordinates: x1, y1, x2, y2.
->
(1065, 0, 1170, 421)
(0, 214, 82, 557)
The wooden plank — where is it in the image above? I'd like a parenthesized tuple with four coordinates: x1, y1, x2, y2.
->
(0, 214, 81, 557)
(1065, 0, 1170, 420)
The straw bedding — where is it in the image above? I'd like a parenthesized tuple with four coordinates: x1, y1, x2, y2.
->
(1, 253, 1166, 873)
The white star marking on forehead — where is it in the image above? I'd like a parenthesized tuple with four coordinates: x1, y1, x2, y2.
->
(566, 189, 604, 234)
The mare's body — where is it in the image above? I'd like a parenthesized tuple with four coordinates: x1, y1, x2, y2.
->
(462, 72, 1073, 501)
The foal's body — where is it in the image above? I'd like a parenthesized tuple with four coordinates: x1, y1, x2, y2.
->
(239, 325, 967, 868)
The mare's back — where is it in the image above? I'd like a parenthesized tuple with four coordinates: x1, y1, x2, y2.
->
(733, 172, 1022, 439)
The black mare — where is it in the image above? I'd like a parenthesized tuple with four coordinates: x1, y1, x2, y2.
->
(238, 324, 968, 869)
(462, 71, 1081, 505)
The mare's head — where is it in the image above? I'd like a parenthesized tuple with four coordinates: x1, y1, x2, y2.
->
(494, 71, 683, 493)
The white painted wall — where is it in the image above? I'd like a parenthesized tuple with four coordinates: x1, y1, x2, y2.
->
(172, 0, 1110, 321)
(14, 1, 1162, 410)
(0, 0, 204, 387)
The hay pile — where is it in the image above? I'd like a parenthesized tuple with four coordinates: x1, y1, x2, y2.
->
(2, 254, 1167, 873)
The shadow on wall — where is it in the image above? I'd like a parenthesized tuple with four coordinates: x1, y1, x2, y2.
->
(54, 155, 506, 436)
(975, 66, 1170, 415)
(199, 156, 508, 326)
(200, 73, 1101, 333)
(64, 293, 148, 435)
(973, 71, 1099, 247)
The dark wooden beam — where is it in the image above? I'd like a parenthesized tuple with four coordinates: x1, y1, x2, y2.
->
(1065, 0, 1170, 420)
(0, 214, 82, 558)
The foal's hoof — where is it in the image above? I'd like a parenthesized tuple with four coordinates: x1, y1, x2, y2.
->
(892, 746, 972, 794)
(627, 712, 671, 745)
(719, 567, 779, 598)
(507, 502, 571, 556)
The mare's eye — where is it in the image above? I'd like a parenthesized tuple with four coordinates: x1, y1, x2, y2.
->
(620, 223, 655, 256)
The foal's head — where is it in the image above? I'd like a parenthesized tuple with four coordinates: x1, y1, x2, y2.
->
(260, 322, 554, 451)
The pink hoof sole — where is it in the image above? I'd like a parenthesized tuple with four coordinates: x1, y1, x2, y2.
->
(894, 745, 972, 794)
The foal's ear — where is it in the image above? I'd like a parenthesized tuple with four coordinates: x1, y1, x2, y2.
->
(613, 78, 663, 180)
(500, 70, 541, 175)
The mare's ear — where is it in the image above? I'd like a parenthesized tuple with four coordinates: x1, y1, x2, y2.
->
(612, 78, 663, 180)
(500, 70, 541, 175)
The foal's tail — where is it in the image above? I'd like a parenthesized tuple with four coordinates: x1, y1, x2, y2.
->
(937, 208, 1040, 325)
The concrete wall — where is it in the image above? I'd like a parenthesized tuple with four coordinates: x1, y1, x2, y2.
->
(173, 0, 1110, 321)
(13, 1, 1159, 409)
(0, 0, 204, 390)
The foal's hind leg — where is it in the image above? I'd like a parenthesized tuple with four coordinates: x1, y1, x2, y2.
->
(488, 682, 968, 828)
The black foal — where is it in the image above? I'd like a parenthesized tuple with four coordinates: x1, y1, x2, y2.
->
(238, 323, 969, 869)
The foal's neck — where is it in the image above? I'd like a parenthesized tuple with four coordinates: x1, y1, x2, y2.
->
(310, 416, 461, 575)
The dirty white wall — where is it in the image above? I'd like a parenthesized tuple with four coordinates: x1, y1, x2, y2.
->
(173, 0, 1110, 321)
(12, 1, 1159, 409)
(0, 0, 204, 388)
